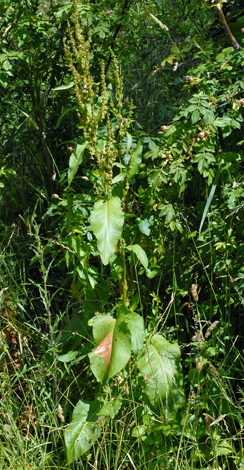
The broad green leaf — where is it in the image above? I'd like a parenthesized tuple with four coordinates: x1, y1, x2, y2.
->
(55, 107, 74, 129)
(68, 142, 88, 186)
(204, 153, 215, 162)
(53, 81, 74, 91)
(58, 350, 78, 362)
(171, 46, 180, 53)
(88, 311, 131, 382)
(65, 398, 121, 463)
(127, 140, 143, 179)
(99, 398, 122, 418)
(90, 196, 124, 265)
(110, 254, 123, 280)
(91, 314, 116, 345)
(213, 117, 232, 127)
(203, 110, 215, 124)
(198, 158, 206, 174)
(112, 172, 127, 184)
(138, 334, 185, 413)
(86, 103, 92, 117)
(191, 109, 200, 124)
(186, 105, 198, 112)
(3, 60, 11, 71)
(126, 132, 133, 154)
(138, 216, 153, 236)
(132, 425, 147, 438)
(65, 249, 73, 268)
(222, 46, 234, 54)
(126, 244, 148, 269)
(65, 400, 103, 463)
(216, 52, 225, 61)
(113, 162, 126, 169)
(117, 304, 145, 354)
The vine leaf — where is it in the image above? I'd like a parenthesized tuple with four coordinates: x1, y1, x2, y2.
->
(90, 196, 124, 265)
(138, 334, 185, 414)
(88, 311, 131, 383)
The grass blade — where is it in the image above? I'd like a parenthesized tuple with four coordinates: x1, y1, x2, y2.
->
(199, 166, 221, 234)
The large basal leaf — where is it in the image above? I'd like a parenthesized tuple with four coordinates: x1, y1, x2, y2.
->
(65, 400, 102, 464)
(138, 334, 185, 414)
(90, 196, 124, 265)
(65, 398, 122, 463)
(88, 311, 131, 383)
(117, 304, 145, 354)
(68, 142, 88, 186)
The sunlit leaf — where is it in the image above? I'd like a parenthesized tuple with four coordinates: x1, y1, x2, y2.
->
(127, 140, 143, 179)
(90, 196, 124, 265)
(88, 311, 131, 382)
(214, 440, 234, 456)
(117, 304, 144, 354)
(65, 398, 122, 463)
(126, 244, 148, 269)
(68, 142, 89, 186)
(65, 400, 102, 463)
(191, 109, 200, 124)
(138, 334, 185, 413)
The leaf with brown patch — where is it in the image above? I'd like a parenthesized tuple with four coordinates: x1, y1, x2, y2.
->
(88, 311, 131, 383)
(93, 332, 113, 371)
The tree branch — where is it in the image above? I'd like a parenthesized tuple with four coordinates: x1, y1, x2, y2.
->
(218, 6, 242, 50)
